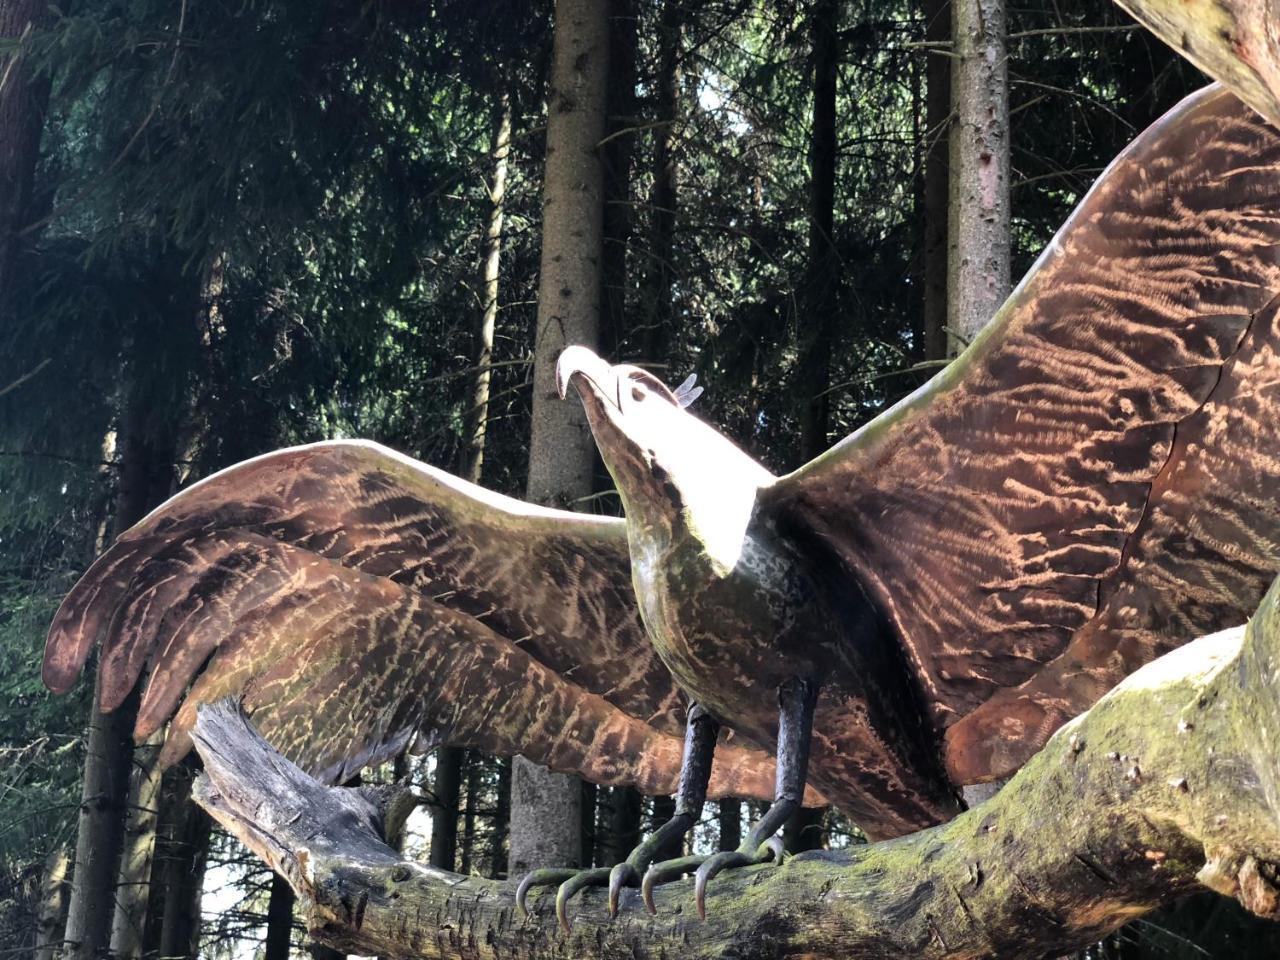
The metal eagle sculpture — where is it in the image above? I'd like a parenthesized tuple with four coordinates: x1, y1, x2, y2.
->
(41, 4, 1280, 934)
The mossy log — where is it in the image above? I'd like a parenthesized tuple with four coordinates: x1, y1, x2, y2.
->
(188, 579, 1280, 960)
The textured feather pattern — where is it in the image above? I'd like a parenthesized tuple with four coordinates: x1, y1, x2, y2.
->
(769, 85, 1280, 781)
(42, 441, 790, 800)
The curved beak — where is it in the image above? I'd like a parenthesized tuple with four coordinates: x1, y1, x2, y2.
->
(556, 345, 616, 403)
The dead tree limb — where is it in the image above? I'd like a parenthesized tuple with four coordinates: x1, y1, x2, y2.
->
(188, 581, 1280, 960)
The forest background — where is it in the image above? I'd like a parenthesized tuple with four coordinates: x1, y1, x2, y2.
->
(0, 0, 1273, 957)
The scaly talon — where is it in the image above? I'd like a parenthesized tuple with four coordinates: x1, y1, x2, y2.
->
(607, 862, 640, 917)
(640, 853, 706, 914)
(555, 867, 612, 932)
(693, 846, 772, 920)
(516, 867, 577, 917)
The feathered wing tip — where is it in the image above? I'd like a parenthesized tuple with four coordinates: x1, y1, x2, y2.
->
(42, 439, 803, 805)
(768, 85, 1280, 783)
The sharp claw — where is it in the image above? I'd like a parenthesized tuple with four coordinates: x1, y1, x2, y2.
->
(516, 867, 577, 918)
(694, 851, 744, 920)
(640, 867, 661, 915)
(639, 854, 706, 915)
(608, 863, 638, 917)
(554, 867, 611, 933)
(693, 843, 778, 920)
(515, 873, 535, 917)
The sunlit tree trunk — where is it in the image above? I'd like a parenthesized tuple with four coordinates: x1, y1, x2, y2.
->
(947, 0, 1009, 352)
(461, 88, 513, 485)
(34, 848, 70, 960)
(511, 0, 610, 876)
(109, 735, 164, 959)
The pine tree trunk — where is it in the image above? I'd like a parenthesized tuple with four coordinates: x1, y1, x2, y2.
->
(600, 0, 637, 356)
(921, 0, 951, 362)
(795, 0, 840, 461)
(641, 0, 682, 363)
(598, 787, 642, 867)
(263, 872, 295, 960)
(63, 398, 177, 960)
(0, 0, 50, 325)
(460, 754, 481, 875)
(152, 760, 212, 960)
(33, 847, 70, 960)
(511, 0, 610, 877)
(109, 734, 165, 960)
(137, 757, 212, 960)
(489, 759, 511, 879)
(946, 0, 1010, 351)
(717, 799, 741, 852)
(461, 90, 512, 484)
(429, 748, 463, 871)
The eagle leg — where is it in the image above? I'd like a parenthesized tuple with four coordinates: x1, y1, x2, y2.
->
(517, 701, 720, 932)
(687, 676, 817, 920)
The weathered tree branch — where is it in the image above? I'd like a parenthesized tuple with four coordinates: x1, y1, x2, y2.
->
(189, 579, 1280, 959)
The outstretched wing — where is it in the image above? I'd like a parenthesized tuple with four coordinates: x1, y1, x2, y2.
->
(44, 440, 787, 800)
(766, 85, 1280, 783)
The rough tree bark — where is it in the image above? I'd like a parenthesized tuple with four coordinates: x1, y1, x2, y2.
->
(152, 759, 212, 960)
(186, 574, 1280, 958)
(947, 0, 1010, 352)
(598, 786, 643, 868)
(33, 848, 69, 960)
(108, 734, 164, 959)
(511, 0, 611, 877)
